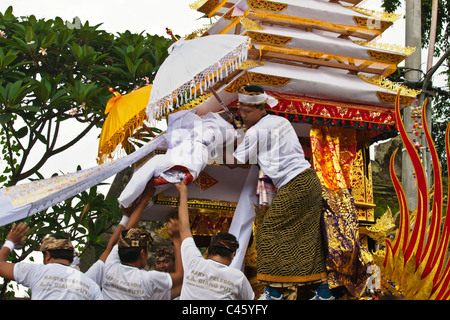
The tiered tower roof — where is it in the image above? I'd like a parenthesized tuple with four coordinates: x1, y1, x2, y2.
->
(189, 0, 418, 141)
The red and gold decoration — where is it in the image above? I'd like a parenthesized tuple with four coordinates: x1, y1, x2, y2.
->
(193, 172, 219, 191)
(229, 90, 399, 142)
(352, 146, 376, 223)
(371, 95, 450, 300)
(153, 193, 236, 237)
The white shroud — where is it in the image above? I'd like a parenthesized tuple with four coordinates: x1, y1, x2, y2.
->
(118, 110, 235, 208)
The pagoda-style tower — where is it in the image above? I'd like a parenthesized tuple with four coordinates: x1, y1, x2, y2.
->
(186, 0, 418, 228)
(137, 0, 419, 298)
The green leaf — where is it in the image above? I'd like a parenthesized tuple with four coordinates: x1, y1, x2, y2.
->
(7, 80, 22, 102)
(34, 130, 47, 144)
(0, 9, 174, 277)
(0, 114, 13, 125)
(25, 26, 34, 43)
(124, 56, 134, 74)
(15, 126, 28, 138)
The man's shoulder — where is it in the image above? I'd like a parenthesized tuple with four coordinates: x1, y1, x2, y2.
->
(257, 114, 288, 127)
(181, 236, 198, 251)
(226, 264, 248, 278)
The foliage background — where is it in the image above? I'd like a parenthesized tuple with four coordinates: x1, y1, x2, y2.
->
(0, 6, 173, 298)
(382, 0, 450, 173)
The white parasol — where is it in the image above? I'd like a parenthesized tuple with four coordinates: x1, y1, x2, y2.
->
(146, 34, 251, 122)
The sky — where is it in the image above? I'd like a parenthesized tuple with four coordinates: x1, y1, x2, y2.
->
(0, 0, 209, 36)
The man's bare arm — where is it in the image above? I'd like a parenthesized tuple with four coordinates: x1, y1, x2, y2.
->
(174, 181, 191, 241)
(98, 182, 155, 262)
(0, 223, 29, 281)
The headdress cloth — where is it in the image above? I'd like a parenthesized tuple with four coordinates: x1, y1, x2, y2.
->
(209, 234, 239, 252)
(238, 92, 278, 108)
(40, 235, 74, 251)
(118, 228, 153, 249)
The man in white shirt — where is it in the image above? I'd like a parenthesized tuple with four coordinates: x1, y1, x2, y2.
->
(231, 85, 331, 300)
(85, 181, 183, 300)
(99, 225, 181, 300)
(0, 222, 102, 300)
(175, 181, 254, 300)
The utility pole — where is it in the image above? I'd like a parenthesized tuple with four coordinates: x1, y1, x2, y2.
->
(421, 0, 438, 195)
(403, 0, 422, 210)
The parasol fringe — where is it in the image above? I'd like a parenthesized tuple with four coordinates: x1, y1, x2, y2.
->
(146, 38, 251, 122)
(97, 107, 148, 164)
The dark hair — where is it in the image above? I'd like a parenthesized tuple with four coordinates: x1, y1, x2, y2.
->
(244, 85, 264, 94)
(207, 232, 239, 259)
(42, 235, 74, 264)
(118, 247, 145, 263)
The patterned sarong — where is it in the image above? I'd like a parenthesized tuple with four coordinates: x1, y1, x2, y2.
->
(311, 125, 373, 298)
(256, 168, 327, 283)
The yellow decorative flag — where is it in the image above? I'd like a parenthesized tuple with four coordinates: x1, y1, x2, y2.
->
(98, 85, 152, 164)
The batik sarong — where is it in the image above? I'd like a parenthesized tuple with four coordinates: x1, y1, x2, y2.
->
(256, 168, 328, 284)
(311, 125, 373, 298)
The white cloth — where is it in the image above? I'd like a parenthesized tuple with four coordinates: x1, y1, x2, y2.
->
(228, 165, 258, 271)
(13, 262, 103, 300)
(233, 115, 310, 189)
(179, 237, 254, 300)
(98, 245, 172, 300)
(0, 134, 167, 227)
(147, 34, 250, 121)
(118, 110, 235, 208)
(84, 260, 104, 288)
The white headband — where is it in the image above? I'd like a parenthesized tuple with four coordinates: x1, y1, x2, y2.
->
(238, 92, 278, 108)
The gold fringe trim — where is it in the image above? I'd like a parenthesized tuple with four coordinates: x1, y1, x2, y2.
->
(238, 59, 264, 70)
(147, 39, 250, 122)
(97, 108, 147, 164)
(353, 40, 416, 56)
(189, 0, 208, 10)
(346, 6, 402, 22)
(240, 16, 264, 31)
(184, 24, 213, 40)
(161, 93, 213, 121)
(358, 74, 421, 97)
(247, 0, 288, 12)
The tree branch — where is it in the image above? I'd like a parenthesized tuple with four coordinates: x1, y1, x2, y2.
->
(422, 47, 450, 92)
(17, 117, 100, 181)
(10, 119, 47, 186)
(1, 123, 16, 182)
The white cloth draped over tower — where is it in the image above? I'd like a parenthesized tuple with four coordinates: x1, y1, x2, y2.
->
(118, 109, 235, 208)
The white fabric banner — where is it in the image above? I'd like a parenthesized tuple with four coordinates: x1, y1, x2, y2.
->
(0, 135, 167, 227)
(229, 164, 259, 271)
